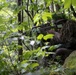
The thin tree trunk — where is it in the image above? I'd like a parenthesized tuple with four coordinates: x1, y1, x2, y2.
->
(18, 0, 23, 61)
(49, 0, 54, 12)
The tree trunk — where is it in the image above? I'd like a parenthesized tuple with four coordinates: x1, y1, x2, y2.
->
(18, 0, 23, 61)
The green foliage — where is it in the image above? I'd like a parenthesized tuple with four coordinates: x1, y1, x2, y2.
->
(37, 34, 54, 41)
(49, 44, 61, 51)
(64, 0, 71, 9)
(72, 0, 76, 7)
(42, 12, 52, 21)
(43, 34, 54, 40)
(33, 11, 52, 24)
(37, 34, 44, 40)
(44, 0, 52, 7)
(0, 0, 76, 75)
(64, 0, 76, 9)
(33, 13, 41, 24)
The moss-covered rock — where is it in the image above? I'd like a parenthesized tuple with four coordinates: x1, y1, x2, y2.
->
(63, 50, 76, 68)
(63, 50, 76, 75)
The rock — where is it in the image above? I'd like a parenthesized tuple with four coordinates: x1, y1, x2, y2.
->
(63, 50, 76, 75)
(63, 50, 76, 68)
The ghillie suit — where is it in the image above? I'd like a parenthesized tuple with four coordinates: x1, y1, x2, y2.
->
(47, 30, 61, 45)
(53, 20, 76, 64)
(60, 20, 76, 50)
(35, 22, 61, 46)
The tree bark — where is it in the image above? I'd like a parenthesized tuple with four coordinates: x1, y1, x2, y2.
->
(18, 0, 23, 61)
